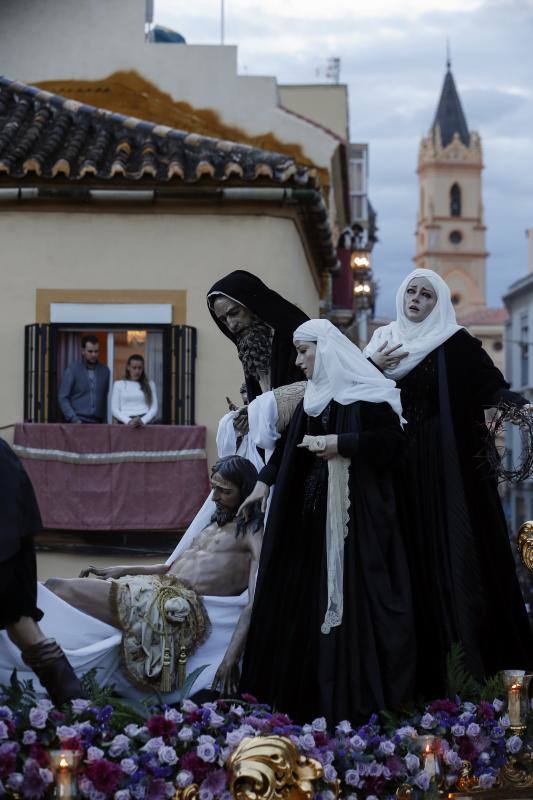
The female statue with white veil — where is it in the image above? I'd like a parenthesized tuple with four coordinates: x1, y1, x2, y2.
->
(239, 319, 415, 725)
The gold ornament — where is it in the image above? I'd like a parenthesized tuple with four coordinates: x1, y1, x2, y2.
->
(174, 785, 199, 800)
(517, 521, 533, 571)
(228, 735, 324, 799)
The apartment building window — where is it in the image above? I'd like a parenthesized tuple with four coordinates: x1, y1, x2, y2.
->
(349, 144, 368, 223)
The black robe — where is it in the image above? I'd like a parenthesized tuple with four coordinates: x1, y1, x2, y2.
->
(207, 270, 309, 402)
(240, 400, 415, 724)
(0, 439, 43, 628)
(396, 329, 533, 698)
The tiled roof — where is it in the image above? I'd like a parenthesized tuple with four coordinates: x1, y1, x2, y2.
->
(458, 307, 508, 326)
(0, 76, 318, 186)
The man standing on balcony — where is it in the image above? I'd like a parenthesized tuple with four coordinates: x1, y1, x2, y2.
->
(59, 334, 110, 423)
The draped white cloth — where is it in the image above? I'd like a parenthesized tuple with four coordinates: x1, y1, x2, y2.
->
(294, 319, 404, 422)
(293, 319, 404, 634)
(363, 268, 463, 380)
(0, 407, 279, 700)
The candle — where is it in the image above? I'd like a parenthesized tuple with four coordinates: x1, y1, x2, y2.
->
(503, 669, 526, 730)
(418, 735, 441, 783)
(50, 750, 80, 800)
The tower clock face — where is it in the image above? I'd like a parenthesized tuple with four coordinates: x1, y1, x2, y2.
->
(449, 230, 463, 244)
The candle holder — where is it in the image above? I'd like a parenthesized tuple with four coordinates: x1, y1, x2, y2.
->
(417, 735, 443, 784)
(503, 669, 526, 734)
(50, 750, 81, 800)
(521, 672, 532, 720)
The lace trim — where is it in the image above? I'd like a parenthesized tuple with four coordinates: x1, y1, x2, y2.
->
(273, 381, 306, 432)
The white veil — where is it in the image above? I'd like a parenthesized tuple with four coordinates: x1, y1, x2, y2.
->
(363, 268, 463, 379)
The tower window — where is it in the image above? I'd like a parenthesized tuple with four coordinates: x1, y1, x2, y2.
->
(449, 230, 462, 244)
(450, 183, 461, 217)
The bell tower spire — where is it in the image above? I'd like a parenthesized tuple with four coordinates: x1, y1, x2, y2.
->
(414, 61, 487, 313)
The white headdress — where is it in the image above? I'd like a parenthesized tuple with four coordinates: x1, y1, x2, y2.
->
(363, 268, 463, 379)
(293, 318, 404, 422)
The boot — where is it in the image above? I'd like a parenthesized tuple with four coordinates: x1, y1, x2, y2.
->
(21, 638, 87, 706)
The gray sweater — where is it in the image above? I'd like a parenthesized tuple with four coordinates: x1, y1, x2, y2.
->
(58, 360, 110, 423)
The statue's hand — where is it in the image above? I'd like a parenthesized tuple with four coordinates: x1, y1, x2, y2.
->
(211, 657, 240, 696)
(78, 564, 126, 579)
(238, 481, 269, 519)
(233, 406, 249, 435)
(372, 340, 409, 371)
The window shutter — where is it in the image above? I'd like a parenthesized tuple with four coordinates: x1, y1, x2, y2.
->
(172, 325, 197, 425)
(24, 324, 52, 422)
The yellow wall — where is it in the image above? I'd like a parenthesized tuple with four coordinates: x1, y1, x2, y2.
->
(0, 207, 319, 463)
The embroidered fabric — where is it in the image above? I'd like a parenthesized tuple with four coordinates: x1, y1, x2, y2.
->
(299, 432, 351, 634)
(273, 381, 307, 432)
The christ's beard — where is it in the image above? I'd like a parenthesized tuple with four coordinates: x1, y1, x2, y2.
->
(211, 506, 237, 528)
(236, 320, 273, 381)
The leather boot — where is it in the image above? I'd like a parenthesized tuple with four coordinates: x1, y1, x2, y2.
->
(21, 638, 87, 706)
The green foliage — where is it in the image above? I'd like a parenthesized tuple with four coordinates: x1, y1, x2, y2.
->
(445, 643, 482, 700)
(479, 671, 504, 702)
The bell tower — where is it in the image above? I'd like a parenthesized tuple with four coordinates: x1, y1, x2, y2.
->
(414, 59, 488, 313)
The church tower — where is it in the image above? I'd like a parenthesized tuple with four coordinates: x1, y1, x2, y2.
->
(415, 60, 488, 313)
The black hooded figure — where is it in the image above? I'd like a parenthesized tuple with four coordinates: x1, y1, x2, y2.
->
(0, 439, 86, 705)
(207, 270, 309, 402)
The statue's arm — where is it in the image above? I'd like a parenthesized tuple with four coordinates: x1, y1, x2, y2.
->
(79, 563, 169, 579)
(211, 528, 263, 695)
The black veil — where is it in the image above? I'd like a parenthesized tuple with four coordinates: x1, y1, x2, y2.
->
(207, 270, 309, 401)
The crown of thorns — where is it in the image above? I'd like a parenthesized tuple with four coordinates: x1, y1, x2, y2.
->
(485, 403, 533, 484)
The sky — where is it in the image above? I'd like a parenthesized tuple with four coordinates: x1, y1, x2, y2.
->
(155, 0, 533, 315)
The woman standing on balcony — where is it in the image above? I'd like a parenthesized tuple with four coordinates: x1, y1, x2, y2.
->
(364, 268, 533, 698)
(111, 354, 158, 426)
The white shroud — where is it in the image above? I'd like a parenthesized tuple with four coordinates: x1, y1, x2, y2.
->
(0, 399, 279, 700)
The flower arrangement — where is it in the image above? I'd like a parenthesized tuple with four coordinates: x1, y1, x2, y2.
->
(0, 679, 530, 800)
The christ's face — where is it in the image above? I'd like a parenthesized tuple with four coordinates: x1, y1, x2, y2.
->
(403, 278, 437, 322)
(210, 472, 241, 513)
(213, 296, 254, 336)
(294, 340, 317, 379)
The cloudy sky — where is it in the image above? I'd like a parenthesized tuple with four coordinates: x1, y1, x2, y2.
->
(156, 0, 533, 315)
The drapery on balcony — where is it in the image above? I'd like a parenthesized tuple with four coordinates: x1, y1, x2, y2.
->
(13, 423, 210, 531)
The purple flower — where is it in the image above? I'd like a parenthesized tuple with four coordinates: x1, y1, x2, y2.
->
(201, 768, 227, 794)
(158, 746, 177, 766)
(466, 723, 481, 738)
(28, 708, 48, 729)
(324, 764, 337, 782)
(164, 709, 183, 724)
(87, 747, 105, 762)
(199, 789, 213, 800)
(109, 735, 131, 758)
(72, 699, 91, 714)
(344, 769, 360, 787)
(0, 722, 8, 740)
(114, 791, 131, 800)
(378, 740, 395, 756)
(420, 713, 436, 729)
(120, 758, 138, 775)
(178, 727, 194, 742)
(492, 698, 504, 713)
(57, 725, 77, 741)
(0, 707, 12, 721)
(197, 742, 217, 763)
(506, 735, 522, 754)
(86, 758, 123, 795)
(451, 724, 465, 737)
(124, 725, 142, 738)
(478, 773, 496, 789)
(146, 778, 167, 800)
(349, 734, 366, 751)
(176, 771, 194, 789)
(7, 773, 24, 791)
(181, 700, 198, 713)
(36, 700, 53, 712)
(312, 717, 327, 732)
(414, 770, 431, 791)
(404, 753, 420, 772)
(208, 711, 225, 728)
(225, 729, 248, 747)
(131, 786, 146, 800)
(21, 760, 53, 800)
(0, 741, 20, 778)
(143, 738, 165, 754)
(23, 730, 37, 746)
(336, 720, 352, 735)
(300, 733, 315, 751)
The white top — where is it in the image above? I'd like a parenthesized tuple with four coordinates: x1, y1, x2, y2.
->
(111, 379, 158, 425)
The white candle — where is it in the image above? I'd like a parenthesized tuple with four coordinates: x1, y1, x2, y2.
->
(508, 684, 522, 727)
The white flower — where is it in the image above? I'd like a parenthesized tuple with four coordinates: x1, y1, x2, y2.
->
(39, 769, 53, 788)
(142, 737, 165, 753)
(197, 742, 217, 763)
(6, 774, 24, 791)
(336, 720, 352, 735)
(23, 730, 37, 745)
(230, 705, 245, 717)
(466, 723, 480, 738)
(463, 702, 476, 713)
(176, 771, 193, 789)
(0, 722, 8, 740)
(37, 699, 54, 712)
(300, 733, 315, 751)
(57, 725, 77, 740)
(444, 750, 462, 769)
(396, 725, 418, 739)
(209, 711, 225, 728)
(451, 725, 465, 737)
(164, 783, 175, 798)
(0, 706, 13, 720)
(72, 699, 91, 714)
(199, 789, 213, 800)
(115, 791, 131, 800)
(165, 709, 183, 724)
(158, 746, 178, 766)
(109, 735, 130, 757)
(120, 759, 138, 776)
(131, 786, 146, 800)
(198, 734, 215, 745)
(29, 707, 48, 729)
(492, 699, 504, 713)
(178, 727, 194, 742)
(320, 792, 337, 800)
(87, 747, 105, 762)
(404, 753, 420, 772)
(378, 740, 395, 756)
(349, 735, 366, 751)
(414, 771, 430, 791)
(323, 764, 337, 783)
(226, 729, 247, 747)
(420, 713, 435, 729)
(344, 769, 360, 787)
(478, 773, 496, 789)
(506, 735, 523, 755)
(181, 700, 198, 713)
(125, 724, 141, 738)
(311, 717, 327, 732)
